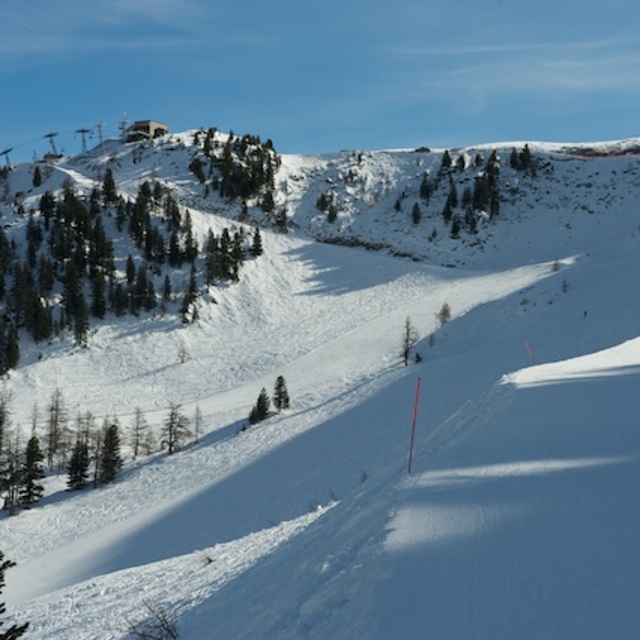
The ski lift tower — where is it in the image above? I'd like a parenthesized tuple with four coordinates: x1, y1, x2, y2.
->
(119, 114, 129, 142)
(44, 132, 59, 156)
(95, 121, 106, 150)
(0, 148, 12, 168)
(76, 128, 92, 154)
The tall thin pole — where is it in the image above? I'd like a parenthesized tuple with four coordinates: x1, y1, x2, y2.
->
(524, 340, 535, 365)
(407, 376, 422, 475)
(95, 121, 105, 150)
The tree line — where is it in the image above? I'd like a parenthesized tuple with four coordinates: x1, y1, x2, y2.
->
(0, 171, 265, 372)
(0, 377, 293, 515)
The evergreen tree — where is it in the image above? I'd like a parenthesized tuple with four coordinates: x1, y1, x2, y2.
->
(67, 438, 89, 490)
(90, 270, 107, 319)
(182, 210, 198, 262)
(274, 207, 288, 233)
(450, 217, 461, 239)
(440, 149, 452, 172)
(442, 197, 453, 225)
(162, 275, 172, 303)
(411, 202, 421, 225)
(112, 282, 127, 317)
(273, 376, 290, 412)
(250, 227, 263, 257)
(19, 436, 44, 508)
(519, 144, 532, 172)
(462, 185, 472, 209)
(63, 260, 81, 326)
(419, 174, 432, 202)
(218, 228, 232, 279)
(125, 254, 136, 286)
(261, 189, 275, 214)
(32, 165, 42, 188)
(231, 231, 244, 281)
(180, 265, 198, 323)
(168, 230, 182, 268)
(0, 550, 29, 638)
(249, 388, 270, 424)
(448, 176, 458, 209)
(4, 326, 18, 372)
(204, 230, 218, 285)
(99, 423, 122, 485)
(102, 168, 118, 205)
(189, 156, 206, 183)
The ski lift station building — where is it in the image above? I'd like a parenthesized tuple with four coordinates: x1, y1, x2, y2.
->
(126, 120, 169, 142)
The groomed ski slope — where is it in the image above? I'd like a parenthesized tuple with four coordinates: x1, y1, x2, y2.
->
(2, 138, 640, 638)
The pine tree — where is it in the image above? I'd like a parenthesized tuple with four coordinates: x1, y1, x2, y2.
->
(273, 376, 290, 412)
(411, 202, 421, 225)
(90, 270, 106, 319)
(32, 165, 42, 188)
(450, 217, 461, 239)
(102, 168, 118, 205)
(0, 550, 28, 638)
(4, 325, 19, 372)
(19, 436, 44, 508)
(250, 227, 263, 257)
(510, 148, 520, 170)
(249, 388, 271, 424)
(442, 197, 452, 225)
(440, 149, 452, 172)
(67, 438, 89, 490)
(419, 174, 432, 202)
(448, 176, 458, 209)
(99, 423, 122, 485)
(125, 254, 136, 286)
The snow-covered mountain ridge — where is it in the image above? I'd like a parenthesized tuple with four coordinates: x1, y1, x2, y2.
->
(1, 129, 640, 638)
(6, 129, 640, 272)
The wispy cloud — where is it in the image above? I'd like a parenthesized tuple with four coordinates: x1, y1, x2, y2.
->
(0, 0, 206, 61)
(369, 34, 640, 114)
(387, 37, 637, 59)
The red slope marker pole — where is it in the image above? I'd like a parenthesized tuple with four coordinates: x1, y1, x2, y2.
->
(524, 340, 535, 365)
(407, 376, 422, 475)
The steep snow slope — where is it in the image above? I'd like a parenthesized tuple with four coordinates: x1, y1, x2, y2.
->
(1, 134, 640, 638)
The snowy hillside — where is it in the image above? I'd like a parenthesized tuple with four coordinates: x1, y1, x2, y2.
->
(1, 130, 640, 638)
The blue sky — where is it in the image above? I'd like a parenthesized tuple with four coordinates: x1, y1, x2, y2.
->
(1, 0, 639, 162)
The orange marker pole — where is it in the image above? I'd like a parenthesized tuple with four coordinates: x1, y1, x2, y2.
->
(524, 341, 535, 365)
(407, 377, 422, 475)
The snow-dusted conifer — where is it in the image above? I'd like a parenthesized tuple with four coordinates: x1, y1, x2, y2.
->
(19, 436, 44, 508)
(67, 438, 89, 491)
(273, 376, 290, 412)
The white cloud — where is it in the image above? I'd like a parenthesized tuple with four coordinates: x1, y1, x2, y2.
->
(0, 0, 206, 60)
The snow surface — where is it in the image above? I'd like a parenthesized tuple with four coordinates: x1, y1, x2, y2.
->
(1, 133, 640, 638)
